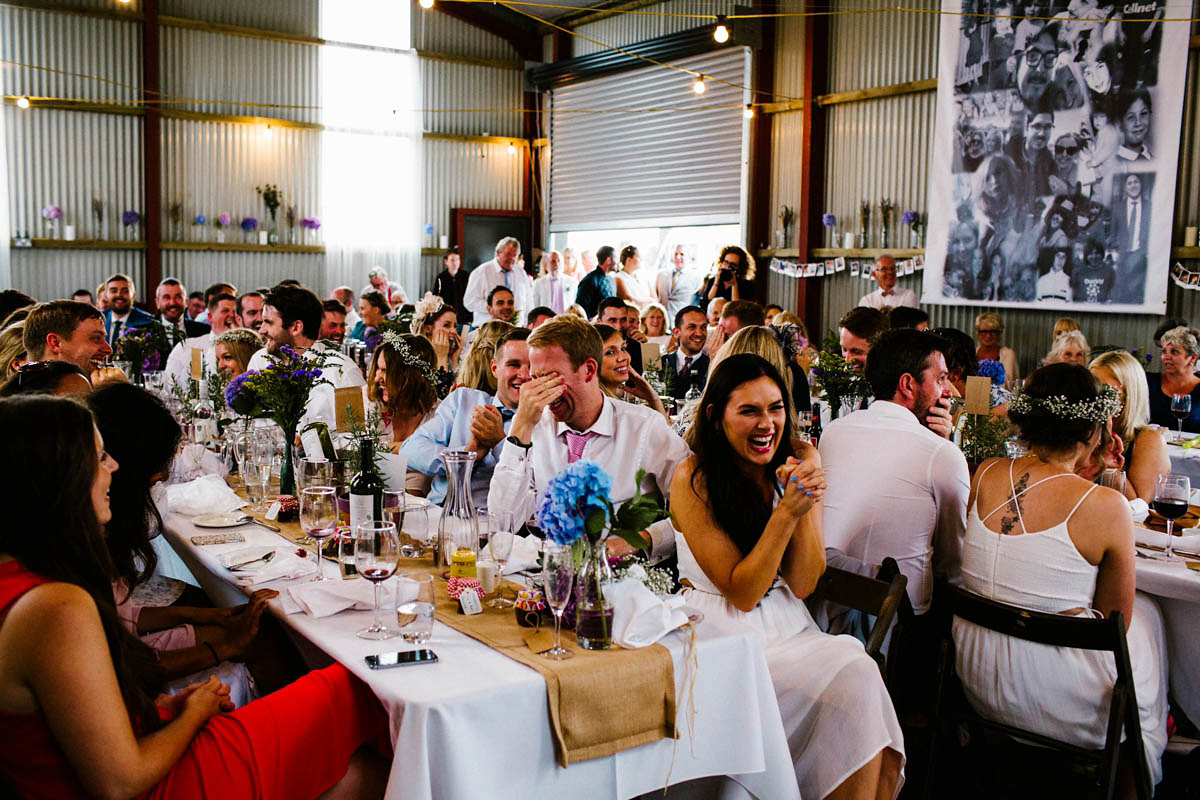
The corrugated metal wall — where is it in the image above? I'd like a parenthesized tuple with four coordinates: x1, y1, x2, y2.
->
(161, 250, 323, 295)
(11, 248, 145, 301)
(571, 0, 738, 56)
(765, 12, 805, 307)
(420, 59, 523, 137)
(162, 0, 318, 38)
(411, 8, 518, 60)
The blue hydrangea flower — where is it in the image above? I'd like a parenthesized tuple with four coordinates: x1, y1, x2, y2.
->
(535, 460, 612, 545)
(977, 359, 1006, 386)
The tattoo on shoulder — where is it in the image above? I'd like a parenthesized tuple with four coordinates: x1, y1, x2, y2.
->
(998, 472, 1030, 535)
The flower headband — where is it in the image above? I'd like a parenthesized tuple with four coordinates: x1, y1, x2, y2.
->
(215, 328, 264, 349)
(1007, 384, 1121, 423)
(380, 330, 437, 385)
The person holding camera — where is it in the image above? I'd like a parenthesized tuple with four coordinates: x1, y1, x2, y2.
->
(697, 245, 756, 305)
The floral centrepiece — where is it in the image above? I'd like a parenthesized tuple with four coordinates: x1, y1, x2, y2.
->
(113, 322, 182, 381)
(812, 331, 870, 418)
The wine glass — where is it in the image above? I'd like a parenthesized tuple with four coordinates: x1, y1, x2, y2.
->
(298, 457, 332, 493)
(355, 520, 400, 639)
(541, 543, 575, 660)
(396, 573, 436, 644)
(487, 514, 516, 608)
(383, 489, 417, 558)
(248, 436, 276, 512)
(1152, 474, 1191, 559)
(300, 487, 338, 581)
(1171, 394, 1191, 441)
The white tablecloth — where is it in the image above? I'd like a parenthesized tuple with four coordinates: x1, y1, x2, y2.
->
(162, 513, 800, 800)
(1135, 551, 1200, 727)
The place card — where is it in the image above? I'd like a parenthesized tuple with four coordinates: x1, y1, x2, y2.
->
(334, 386, 366, 432)
(641, 342, 661, 372)
(265, 502, 282, 520)
(964, 375, 991, 415)
(458, 589, 483, 615)
(191, 532, 246, 546)
(524, 628, 555, 653)
(190, 348, 204, 380)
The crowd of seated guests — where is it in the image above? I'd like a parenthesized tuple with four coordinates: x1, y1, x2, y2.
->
(2, 239, 1197, 798)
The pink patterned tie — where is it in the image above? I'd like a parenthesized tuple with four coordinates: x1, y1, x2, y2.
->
(565, 431, 596, 463)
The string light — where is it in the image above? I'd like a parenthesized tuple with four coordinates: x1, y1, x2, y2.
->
(419, 0, 435, 8)
(692, 74, 706, 95)
(263, 123, 272, 137)
(713, 15, 730, 43)
(743, 104, 755, 119)
(507, 142, 517, 155)
(16, 95, 30, 109)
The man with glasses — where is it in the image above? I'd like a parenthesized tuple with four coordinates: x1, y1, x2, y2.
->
(1006, 108, 1055, 199)
(1016, 27, 1057, 107)
(858, 256, 918, 309)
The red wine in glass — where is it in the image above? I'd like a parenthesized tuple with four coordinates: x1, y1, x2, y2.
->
(360, 566, 394, 582)
(1152, 499, 1189, 519)
(1153, 474, 1191, 558)
(1171, 394, 1191, 440)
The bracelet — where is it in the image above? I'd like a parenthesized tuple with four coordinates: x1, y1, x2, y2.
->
(203, 641, 219, 667)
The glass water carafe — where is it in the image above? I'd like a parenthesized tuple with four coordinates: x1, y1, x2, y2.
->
(437, 450, 478, 567)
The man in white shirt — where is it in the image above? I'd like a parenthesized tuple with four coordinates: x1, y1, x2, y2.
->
(531, 250, 577, 315)
(858, 256, 918, 309)
(1036, 249, 1072, 301)
(163, 292, 239, 393)
(246, 285, 366, 458)
(656, 244, 701, 322)
(359, 266, 408, 308)
(489, 315, 690, 563)
(235, 291, 264, 332)
(819, 328, 969, 615)
(464, 236, 533, 326)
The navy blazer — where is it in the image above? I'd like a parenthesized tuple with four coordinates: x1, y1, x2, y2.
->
(661, 351, 709, 399)
(104, 307, 156, 339)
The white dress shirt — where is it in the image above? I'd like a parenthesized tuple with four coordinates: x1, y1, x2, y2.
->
(488, 397, 691, 563)
(532, 273, 578, 315)
(818, 400, 969, 613)
(857, 286, 919, 309)
(464, 258, 534, 325)
(656, 268, 701, 322)
(246, 342, 367, 456)
(163, 332, 214, 394)
(1037, 270, 1071, 301)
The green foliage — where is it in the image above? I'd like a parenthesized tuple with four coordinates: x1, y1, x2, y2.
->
(606, 468, 665, 551)
(960, 412, 1012, 462)
(812, 330, 870, 413)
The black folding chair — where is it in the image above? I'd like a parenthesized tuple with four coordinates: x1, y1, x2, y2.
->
(806, 556, 908, 670)
(925, 586, 1153, 800)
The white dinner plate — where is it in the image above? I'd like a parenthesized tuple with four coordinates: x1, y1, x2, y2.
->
(193, 512, 249, 528)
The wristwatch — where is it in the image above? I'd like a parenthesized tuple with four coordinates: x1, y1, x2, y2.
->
(506, 434, 532, 449)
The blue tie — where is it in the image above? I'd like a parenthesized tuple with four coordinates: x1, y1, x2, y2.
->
(503, 269, 511, 289)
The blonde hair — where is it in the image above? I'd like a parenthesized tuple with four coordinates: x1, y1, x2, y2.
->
(0, 322, 27, 378)
(770, 311, 809, 341)
(565, 304, 587, 319)
(1159, 326, 1200, 359)
(639, 303, 667, 335)
(709, 326, 795, 426)
(975, 311, 1003, 333)
(1045, 329, 1090, 364)
(456, 321, 513, 392)
(1088, 350, 1149, 441)
(1052, 317, 1079, 340)
(213, 328, 263, 376)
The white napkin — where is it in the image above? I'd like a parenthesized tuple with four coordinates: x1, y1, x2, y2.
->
(284, 579, 398, 618)
(379, 452, 408, 491)
(504, 535, 541, 575)
(607, 579, 689, 648)
(170, 444, 229, 483)
(1129, 498, 1149, 524)
(165, 474, 246, 517)
(228, 548, 312, 588)
(1135, 525, 1200, 556)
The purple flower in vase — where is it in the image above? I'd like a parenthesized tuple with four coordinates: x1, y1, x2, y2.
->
(121, 210, 140, 227)
(301, 217, 321, 230)
(901, 210, 918, 226)
(241, 217, 258, 232)
(216, 212, 232, 228)
(821, 213, 836, 228)
(142, 350, 163, 374)
(41, 204, 63, 221)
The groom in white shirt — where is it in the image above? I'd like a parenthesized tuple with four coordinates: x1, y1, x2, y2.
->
(488, 314, 689, 563)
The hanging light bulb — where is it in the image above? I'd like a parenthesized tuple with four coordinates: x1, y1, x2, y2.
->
(713, 15, 730, 43)
(692, 74, 706, 95)
(263, 123, 273, 137)
(16, 96, 31, 109)
(743, 104, 755, 119)
(419, 0, 435, 8)
(507, 143, 517, 155)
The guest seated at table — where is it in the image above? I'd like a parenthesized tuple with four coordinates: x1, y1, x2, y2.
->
(1146, 325, 1200, 434)
(368, 332, 439, 454)
(213, 328, 262, 381)
(0, 395, 390, 799)
(639, 302, 672, 350)
(413, 294, 460, 395)
(953, 363, 1168, 786)
(594, 323, 668, 420)
(0, 321, 27, 378)
(456, 320, 514, 393)
(89, 382, 297, 699)
(1052, 316, 1080, 343)
(350, 289, 389, 342)
(1043, 329, 1090, 367)
(0, 359, 92, 397)
(489, 315, 690, 563)
(974, 311, 1020, 390)
(671, 354, 904, 800)
(1089, 350, 1169, 501)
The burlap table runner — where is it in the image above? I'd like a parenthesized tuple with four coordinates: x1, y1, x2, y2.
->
(265, 513, 677, 766)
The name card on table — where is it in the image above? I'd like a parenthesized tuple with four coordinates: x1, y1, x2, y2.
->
(965, 375, 991, 416)
(641, 342, 662, 372)
(334, 386, 366, 432)
(190, 348, 205, 380)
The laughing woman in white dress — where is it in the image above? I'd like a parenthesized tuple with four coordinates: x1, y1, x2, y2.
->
(954, 363, 1169, 786)
(672, 353, 904, 800)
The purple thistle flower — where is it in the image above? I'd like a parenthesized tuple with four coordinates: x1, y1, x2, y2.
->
(240, 217, 258, 232)
(821, 213, 836, 228)
(901, 210, 918, 226)
(122, 210, 140, 226)
(301, 217, 321, 230)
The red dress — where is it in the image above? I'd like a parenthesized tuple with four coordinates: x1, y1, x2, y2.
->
(0, 561, 388, 799)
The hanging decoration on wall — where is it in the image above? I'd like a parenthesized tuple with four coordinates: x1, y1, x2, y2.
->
(770, 256, 925, 280)
(921, 0, 1190, 314)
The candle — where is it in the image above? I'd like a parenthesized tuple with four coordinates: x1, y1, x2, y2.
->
(1186, 227, 1198, 248)
(843, 232, 855, 249)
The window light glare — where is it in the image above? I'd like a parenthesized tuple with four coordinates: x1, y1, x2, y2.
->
(264, 123, 273, 137)
(16, 96, 31, 109)
(713, 16, 730, 43)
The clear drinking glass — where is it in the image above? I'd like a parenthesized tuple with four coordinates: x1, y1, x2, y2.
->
(1152, 474, 1191, 559)
(249, 437, 276, 512)
(396, 573, 435, 643)
(300, 487, 338, 581)
(487, 514, 516, 608)
(541, 543, 576, 660)
(298, 457, 332, 493)
(355, 520, 400, 639)
(1171, 394, 1191, 441)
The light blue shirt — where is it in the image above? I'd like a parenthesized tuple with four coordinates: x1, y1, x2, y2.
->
(398, 387, 514, 506)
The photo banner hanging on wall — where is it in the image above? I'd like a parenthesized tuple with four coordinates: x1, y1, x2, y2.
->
(921, 0, 1190, 314)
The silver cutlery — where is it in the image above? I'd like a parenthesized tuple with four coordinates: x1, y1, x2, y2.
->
(228, 551, 276, 570)
(236, 515, 281, 532)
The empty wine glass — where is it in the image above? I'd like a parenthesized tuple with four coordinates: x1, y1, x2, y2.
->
(299, 457, 332, 492)
(1171, 394, 1191, 441)
(541, 543, 575, 660)
(300, 487, 338, 581)
(355, 520, 400, 639)
(487, 514, 516, 608)
(1152, 474, 1191, 559)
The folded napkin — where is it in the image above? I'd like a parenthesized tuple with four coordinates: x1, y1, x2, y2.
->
(171, 444, 229, 484)
(165, 474, 246, 517)
(223, 547, 311, 588)
(607, 579, 689, 648)
(1129, 498, 1149, 524)
(283, 579, 398, 618)
(505, 534, 541, 575)
(1135, 525, 1200, 556)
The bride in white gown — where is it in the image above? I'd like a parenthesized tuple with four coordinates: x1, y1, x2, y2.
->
(671, 353, 904, 800)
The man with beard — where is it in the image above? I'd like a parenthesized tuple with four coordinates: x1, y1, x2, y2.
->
(1005, 108, 1055, 199)
(155, 278, 209, 337)
(661, 305, 709, 399)
(102, 273, 155, 348)
(319, 299, 347, 346)
(1015, 27, 1058, 108)
(162, 292, 239, 393)
(236, 291, 265, 332)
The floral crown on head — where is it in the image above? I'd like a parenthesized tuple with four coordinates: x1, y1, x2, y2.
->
(215, 328, 264, 348)
(1007, 384, 1121, 423)
(380, 330, 437, 385)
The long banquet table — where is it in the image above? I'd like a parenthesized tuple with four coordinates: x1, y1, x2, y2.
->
(162, 511, 801, 800)
(1134, 533, 1200, 727)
